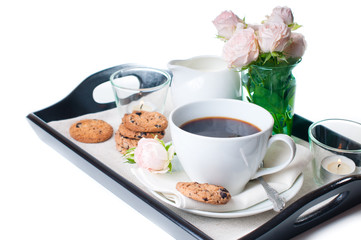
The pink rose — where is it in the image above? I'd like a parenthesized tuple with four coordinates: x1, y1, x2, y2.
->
(283, 33, 307, 58)
(134, 138, 175, 173)
(213, 10, 242, 40)
(222, 28, 259, 68)
(268, 6, 294, 25)
(258, 22, 291, 53)
(247, 24, 261, 32)
(235, 22, 247, 31)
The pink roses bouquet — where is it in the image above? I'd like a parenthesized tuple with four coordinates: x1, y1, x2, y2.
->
(213, 6, 306, 69)
(213, 7, 306, 135)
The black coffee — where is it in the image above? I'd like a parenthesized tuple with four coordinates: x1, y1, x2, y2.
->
(180, 117, 260, 138)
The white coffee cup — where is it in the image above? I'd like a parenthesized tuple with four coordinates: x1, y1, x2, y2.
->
(169, 99, 296, 195)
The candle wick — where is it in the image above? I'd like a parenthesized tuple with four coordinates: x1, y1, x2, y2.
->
(140, 103, 143, 110)
(337, 163, 341, 168)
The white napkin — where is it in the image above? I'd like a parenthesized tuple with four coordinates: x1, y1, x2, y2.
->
(132, 144, 312, 212)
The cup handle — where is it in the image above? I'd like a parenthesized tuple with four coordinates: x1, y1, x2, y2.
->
(252, 134, 296, 179)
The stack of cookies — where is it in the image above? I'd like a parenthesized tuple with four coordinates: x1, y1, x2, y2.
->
(115, 110, 168, 154)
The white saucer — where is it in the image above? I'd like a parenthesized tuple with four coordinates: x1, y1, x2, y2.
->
(149, 173, 303, 218)
(133, 142, 310, 218)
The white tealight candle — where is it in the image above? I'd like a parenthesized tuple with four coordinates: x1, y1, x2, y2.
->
(129, 101, 155, 112)
(320, 155, 356, 183)
(326, 159, 351, 174)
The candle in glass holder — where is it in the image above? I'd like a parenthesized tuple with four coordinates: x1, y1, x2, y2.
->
(129, 100, 155, 112)
(320, 155, 356, 183)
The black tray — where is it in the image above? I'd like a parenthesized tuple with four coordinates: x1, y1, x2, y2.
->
(27, 64, 361, 240)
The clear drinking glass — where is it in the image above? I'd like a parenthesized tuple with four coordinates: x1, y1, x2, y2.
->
(110, 67, 171, 117)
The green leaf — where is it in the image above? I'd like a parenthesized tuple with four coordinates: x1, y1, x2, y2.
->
(215, 35, 227, 42)
(159, 139, 166, 148)
(271, 52, 280, 57)
(168, 162, 172, 172)
(125, 147, 135, 155)
(252, 85, 285, 113)
(165, 143, 172, 151)
(124, 158, 136, 164)
(284, 84, 296, 108)
(288, 22, 302, 31)
(262, 53, 272, 64)
(277, 54, 288, 63)
(123, 147, 136, 164)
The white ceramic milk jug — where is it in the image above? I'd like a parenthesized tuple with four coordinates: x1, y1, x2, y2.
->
(167, 55, 240, 107)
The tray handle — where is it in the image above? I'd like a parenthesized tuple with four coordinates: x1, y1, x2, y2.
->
(242, 175, 361, 240)
(34, 64, 140, 122)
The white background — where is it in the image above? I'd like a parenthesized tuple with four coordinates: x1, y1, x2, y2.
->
(2, 0, 361, 239)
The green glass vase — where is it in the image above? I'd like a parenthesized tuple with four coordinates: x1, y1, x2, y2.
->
(241, 60, 300, 135)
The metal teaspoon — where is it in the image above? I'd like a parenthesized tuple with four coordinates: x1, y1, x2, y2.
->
(258, 176, 286, 212)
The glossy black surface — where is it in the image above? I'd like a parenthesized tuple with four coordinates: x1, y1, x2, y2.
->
(242, 175, 361, 240)
(27, 65, 361, 240)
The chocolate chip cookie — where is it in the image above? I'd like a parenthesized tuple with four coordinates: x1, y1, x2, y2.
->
(114, 130, 139, 154)
(69, 119, 113, 143)
(176, 182, 231, 205)
(122, 111, 168, 132)
(117, 122, 165, 140)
